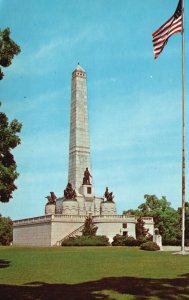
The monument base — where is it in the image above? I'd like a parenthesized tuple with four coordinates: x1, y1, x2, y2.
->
(153, 234, 163, 250)
(79, 184, 94, 198)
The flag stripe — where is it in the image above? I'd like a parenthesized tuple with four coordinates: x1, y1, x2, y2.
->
(153, 18, 182, 42)
(153, 24, 182, 47)
(152, 0, 182, 59)
(152, 17, 182, 42)
(152, 16, 174, 37)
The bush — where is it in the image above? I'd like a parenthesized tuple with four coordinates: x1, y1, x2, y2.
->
(162, 239, 189, 247)
(140, 241, 160, 251)
(112, 235, 142, 246)
(62, 235, 109, 246)
(0, 216, 13, 245)
(112, 234, 126, 246)
(124, 237, 140, 246)
(162, 239, 181, 246)
(136, 236, 152, 246)
(82, 216, 98, 236)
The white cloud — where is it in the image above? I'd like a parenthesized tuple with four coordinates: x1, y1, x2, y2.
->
(8, 27, 100, 76)
(3, 88, 69, 125)
(34, 39, 64, 59)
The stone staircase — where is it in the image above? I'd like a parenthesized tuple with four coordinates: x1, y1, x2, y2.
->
(55, 224, 85, 246)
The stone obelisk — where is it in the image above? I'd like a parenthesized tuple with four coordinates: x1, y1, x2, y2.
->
(68, 64, 91, 191)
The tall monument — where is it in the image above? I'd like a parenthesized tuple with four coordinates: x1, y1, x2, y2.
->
(68, 64, 91, 191)
(12, 64, 154, 247)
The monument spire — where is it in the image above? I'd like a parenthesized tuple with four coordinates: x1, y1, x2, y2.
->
(68, 64, 91, 190)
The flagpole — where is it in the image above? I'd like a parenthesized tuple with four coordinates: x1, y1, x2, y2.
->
(181, 0, 185, 253)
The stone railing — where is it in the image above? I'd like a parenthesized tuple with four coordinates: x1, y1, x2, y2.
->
(93, 215, 136, 223)
(52, 214, 86, 222)
(13, 214, 153, 226)
(13, 214, 86, 226)
(13, 215, 53, 226)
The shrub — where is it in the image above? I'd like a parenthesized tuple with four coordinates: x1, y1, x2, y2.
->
(140, 241, 160, 251)
(162, 239, 189, 247)
(112, 235, 142, 247)
(136, 236, 152, 246)
(82, 216, 98, 236)
(112, 234, 126, 246)
(162, 239, 181, 246)
(0, 215, 13, 245)
(62, 235, 109, 246)
(124, 237, 139, 246)
(136, 216, 149, 238)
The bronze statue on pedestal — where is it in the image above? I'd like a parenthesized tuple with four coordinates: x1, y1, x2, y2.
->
(104, 187, 114, 202)
(64, 182, 76, 199)
(83, 167, 92, 185)
(46, 192, 57, 205)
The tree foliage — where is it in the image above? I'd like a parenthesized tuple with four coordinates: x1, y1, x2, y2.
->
(177, 202, 189, 240)
(136, 216, 149, 239)
(140, 195, 180, 241)
(124, 194, 180, 241)
(0, 109, 22, 202)
(0, 27, 21, 202)
(0, 27, 20, 80)
(0, 214, 13, 245)
(185, 204, 189, 240)
(82, 216, 98, 236)
(123, 208, 141, 217)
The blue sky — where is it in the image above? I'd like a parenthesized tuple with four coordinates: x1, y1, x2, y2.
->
(0, 0, 189, 219)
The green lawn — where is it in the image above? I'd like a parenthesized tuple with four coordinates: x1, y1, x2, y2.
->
(0, 246, 188, 299)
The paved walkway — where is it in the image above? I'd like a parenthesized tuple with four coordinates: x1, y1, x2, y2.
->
(162, 246, 189, 252)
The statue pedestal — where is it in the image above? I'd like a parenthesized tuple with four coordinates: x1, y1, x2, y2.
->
(101, 201, 117, 216)
(79, 184, 94, 198)
(62, 199, 79, 215)
(45, 203, 55, 215)
(153, 234, 163, 250)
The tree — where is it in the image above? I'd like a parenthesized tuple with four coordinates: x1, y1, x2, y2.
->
(0, 108, 22, 202)
(0, 27, 20, 80)
(138, 194, 171, 215)
(123, 208, 142, 217)
(185, 203, 189, 240)
(0, 28, 21, 202)
(0, 215, 13, 245)
(136, 216, 149, 239)
(124, 194, 180, 241)
(178, 202, 189, 240)
(82, 216, 98, 236)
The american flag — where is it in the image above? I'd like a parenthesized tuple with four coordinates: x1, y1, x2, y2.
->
(152, 0, 183, 59)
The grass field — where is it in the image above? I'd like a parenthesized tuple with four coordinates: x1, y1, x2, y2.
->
(0, 246, 189, 299)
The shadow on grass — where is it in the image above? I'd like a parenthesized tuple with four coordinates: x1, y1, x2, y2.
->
(0, 259, 10, 269)
(0, 273, 189, 300)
